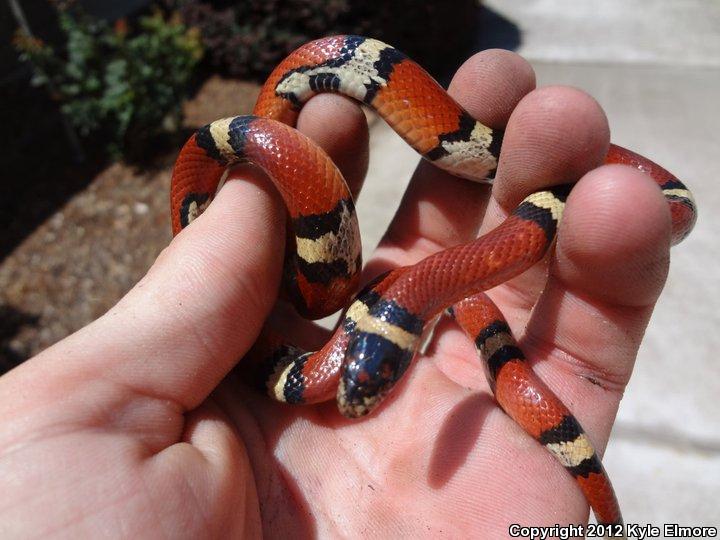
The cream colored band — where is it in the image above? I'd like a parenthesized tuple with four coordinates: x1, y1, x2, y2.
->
(545, 432, 595, 468)
(347, 299, 418, 351)
(523, 191, 565, 222)
(209, 117, 235, 157)
(662, 187, 694, 205)
(267, 362, 293, 402)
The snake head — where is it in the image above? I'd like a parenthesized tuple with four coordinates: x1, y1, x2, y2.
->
(337, 296, 425, 418)
(337, 330, 415, 418)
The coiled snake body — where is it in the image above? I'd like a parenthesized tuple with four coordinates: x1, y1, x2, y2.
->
(170, 36, 697, 527)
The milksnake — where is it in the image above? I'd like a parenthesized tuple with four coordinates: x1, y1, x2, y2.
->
(170, 35, 696, 528)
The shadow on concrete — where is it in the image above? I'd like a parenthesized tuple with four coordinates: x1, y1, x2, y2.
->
(430, 3, 522, 86)
(356, 2, 521, 86)
(474, 4, 522, 53)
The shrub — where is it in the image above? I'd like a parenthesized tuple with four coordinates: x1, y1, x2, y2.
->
(168, 0, 349, 79)
(166, 0, 478, 82)
(15, 5, 204, 159)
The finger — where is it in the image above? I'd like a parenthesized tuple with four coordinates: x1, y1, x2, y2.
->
(296, 93, 370, 198)
(270, 93, 370, 340)
(490, 86, 610, 211)
(366, 49, 536, 276)
(481, 86, 610, 306)
(12, 167, 286, 411)
(522, 164, 671, 442)
(433, 165, 670, 406)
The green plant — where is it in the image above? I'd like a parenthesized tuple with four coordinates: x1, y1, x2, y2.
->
(15, 6, 203, 158)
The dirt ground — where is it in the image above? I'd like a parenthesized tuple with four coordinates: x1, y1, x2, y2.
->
(0, 77, 260, 373)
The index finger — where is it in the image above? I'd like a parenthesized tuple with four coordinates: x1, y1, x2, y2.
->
(365, 49, 536, 279)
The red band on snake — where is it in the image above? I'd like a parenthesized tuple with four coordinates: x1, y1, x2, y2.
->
(170, 35, 697, 528)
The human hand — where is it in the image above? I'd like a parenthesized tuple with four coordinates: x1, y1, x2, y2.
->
(0, 49, 673, 537)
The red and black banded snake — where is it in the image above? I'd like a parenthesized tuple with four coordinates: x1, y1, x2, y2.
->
(170, 36, 697, 527)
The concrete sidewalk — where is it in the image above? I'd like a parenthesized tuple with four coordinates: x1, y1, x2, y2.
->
(532, 60, 719, 526)
(355, 0, 720, 528)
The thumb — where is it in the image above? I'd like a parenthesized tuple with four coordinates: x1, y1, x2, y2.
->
(3, 166, 285, 413)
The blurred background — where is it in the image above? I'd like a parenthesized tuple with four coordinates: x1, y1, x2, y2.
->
(1, 0, 718, 528)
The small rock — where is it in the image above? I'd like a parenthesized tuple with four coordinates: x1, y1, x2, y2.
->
(50, 213, 65, 229)
(134, 202, 149, 215)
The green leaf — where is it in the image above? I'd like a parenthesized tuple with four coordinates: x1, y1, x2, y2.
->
(17, 5, 203, 159)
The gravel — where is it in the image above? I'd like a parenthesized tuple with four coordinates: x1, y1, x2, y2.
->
(0, 76, 260, 373)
